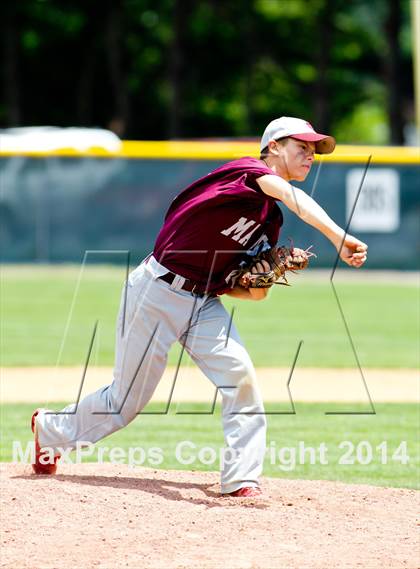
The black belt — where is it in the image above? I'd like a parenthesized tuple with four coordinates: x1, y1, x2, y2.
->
(158, 271, 207, 297)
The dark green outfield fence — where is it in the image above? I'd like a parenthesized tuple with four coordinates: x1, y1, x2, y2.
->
(0, 142, 418, 268)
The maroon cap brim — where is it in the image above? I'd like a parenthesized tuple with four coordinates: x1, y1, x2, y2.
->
(290, 133, 336, 154)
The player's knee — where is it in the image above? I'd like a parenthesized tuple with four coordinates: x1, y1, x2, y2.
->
(232, 366, 264, 409)
(238, 365, 259, 394)
(112, 409, 136, 429)
(232, 355, 257, 384)
(106, 396, 138, 428)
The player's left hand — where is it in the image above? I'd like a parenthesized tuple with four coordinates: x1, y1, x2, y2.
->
(338, 234, 368, 268)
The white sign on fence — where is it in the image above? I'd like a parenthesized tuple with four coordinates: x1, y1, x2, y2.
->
(346, 168, 400, 232)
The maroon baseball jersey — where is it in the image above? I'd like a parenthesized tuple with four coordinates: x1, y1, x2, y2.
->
(153, 157, 283, 295)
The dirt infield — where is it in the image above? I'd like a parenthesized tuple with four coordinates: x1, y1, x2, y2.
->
(1, 463, 419, 569)
(1, 366, 419, 403)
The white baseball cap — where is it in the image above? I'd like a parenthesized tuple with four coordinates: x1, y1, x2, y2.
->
(260, 116, 336, 154)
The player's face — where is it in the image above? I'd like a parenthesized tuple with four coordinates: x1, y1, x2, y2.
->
(277, 138, 316, 181)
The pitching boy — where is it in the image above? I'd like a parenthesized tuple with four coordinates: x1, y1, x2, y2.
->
(31, 116, 368, 497)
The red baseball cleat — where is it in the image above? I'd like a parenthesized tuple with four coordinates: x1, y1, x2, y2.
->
(31, 409, 60, 475)
(225, 486, 262, 497)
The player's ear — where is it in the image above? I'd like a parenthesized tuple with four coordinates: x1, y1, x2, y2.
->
(268, 140, 280, 155)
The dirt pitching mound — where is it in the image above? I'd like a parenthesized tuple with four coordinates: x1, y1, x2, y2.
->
(1, 463, 418, 569)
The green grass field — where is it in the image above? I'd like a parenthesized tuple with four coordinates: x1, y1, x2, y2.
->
(1, 266, 418, 489)
(1, 402, 418, 489)
(1, 265, 419, 367)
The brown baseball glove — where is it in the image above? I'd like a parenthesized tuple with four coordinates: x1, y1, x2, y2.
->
(237, 244, 315, 288)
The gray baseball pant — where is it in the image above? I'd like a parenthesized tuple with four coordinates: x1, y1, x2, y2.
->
(35, 255, 266, 493)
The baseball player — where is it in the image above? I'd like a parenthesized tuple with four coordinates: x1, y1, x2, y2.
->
(31, 116, 368, 497)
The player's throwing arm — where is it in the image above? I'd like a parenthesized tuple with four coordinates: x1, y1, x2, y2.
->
(256, 175, 368, 268)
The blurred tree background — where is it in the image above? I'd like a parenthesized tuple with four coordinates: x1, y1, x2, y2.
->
(0, 0, 415, 144)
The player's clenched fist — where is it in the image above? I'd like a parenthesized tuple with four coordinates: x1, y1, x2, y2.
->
(337, 235, 368, 268)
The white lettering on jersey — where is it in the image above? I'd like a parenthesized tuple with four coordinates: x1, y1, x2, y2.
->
(221, 217, 258, 242)
(238, 223, 261, 245)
